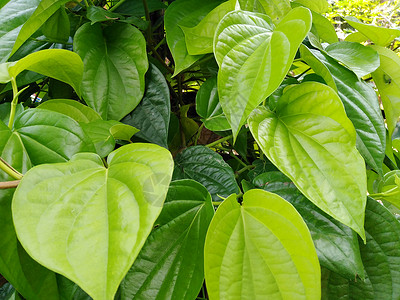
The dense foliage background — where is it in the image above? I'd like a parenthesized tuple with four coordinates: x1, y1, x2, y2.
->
(1, 0, 400, 299)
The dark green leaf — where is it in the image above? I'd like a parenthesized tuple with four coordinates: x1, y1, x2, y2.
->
(300, 45, 386, 176)
(57, 275, 91, 300)
(253, 171, 364, 279)
(0, 103, 24, 125)
(173, 145, 239, 201)
(121, 179, 214, 300)
(42, 6, 70, 42)
(86, 6, 122, 24)
(74, 22, 148, 120)
(121, 64, 170, 148)
(113, 0, 166, 16)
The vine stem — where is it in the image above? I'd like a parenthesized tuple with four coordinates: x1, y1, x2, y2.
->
(8, 78, 18, 129)
(0, 158, 23, 180)
(206, 134, 233, 148)
(0, 180, 20, 189)
(235, 164, 255, 178)
(109, 0, 127, 11)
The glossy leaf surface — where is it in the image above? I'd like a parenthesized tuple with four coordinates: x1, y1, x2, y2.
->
(0, 0, 40, 62)
(74, 22, 148, 120)
(325, 41, 380, 78)
(204, 190, 320, 300)
(301, 45, 386, 176)
(370, 45, 400, 139)
(42, 6, 70, 42)
(173, 145, 239, 201)
(322, 198, 400, 299)
(121, 179, 214, 300)
(310, 10, 338, 44)
(344, 16, 400, 47)
(258, 0, 291, 23)
(248, 82, 367, 239)
(165, 0, 224, 76)
(253, 171, 364, 280)
(80, 120, 117, 158)
(215, 7, 312, 138)
(195, 76, 229, 131)
(121, 64, 170, 148)
(372, 170, 400, 208)
(181, 0, 235, 55)
(13, 144, 174, 300)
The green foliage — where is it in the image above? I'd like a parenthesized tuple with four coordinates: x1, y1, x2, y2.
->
(1, 0, 400, 299)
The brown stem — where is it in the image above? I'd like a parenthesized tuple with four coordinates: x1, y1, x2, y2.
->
(0, 180, 20, 189)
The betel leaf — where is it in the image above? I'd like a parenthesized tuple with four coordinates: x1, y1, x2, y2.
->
(258, 0, 291, 23)
(181, 0, 236, 55)
(0, 0, 41, 62)
(248, 82, 367, 240)
(74, 22, 148, 120)
(57, 275, 91, 300)
(42, 6, 70, 42)
(0, 103, 24, 125)
(321, 198, 400, 299)
(164, 0, 224, 76)
(121, 64, 170, 148)
(253, 171, 364, 280)
(113, 0, 166, 16)
(121, 179, 214, 300)
(80, 120, 117, 158)
(204, 190, 320, 300)
(310, 10, 338, 44)
(324, 41, 380, 78)
(38, 99, 102, 123)
(86, 6, 122, 24)
(4, 49, 83, 95)
(370, 45, 400, 139)
(195, 76, 230, 131)
(236, 0, 266, 13)
(12, 143, 174, 300)
(0, 108, 94, 165)
(371, 170, 400, 208)
(292, 0, 328, 14)
(344, 31, 369, 43)
(344, 16, 400, 47)
(11, 0, 69, 56)
(173, 145, 239, 201)
(300, 45, 386, 176)
(214, 7, 312, 139)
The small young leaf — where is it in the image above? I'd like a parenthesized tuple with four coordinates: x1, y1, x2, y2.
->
(204, 190, 321, 300)
(12, 143, 174, 300)
(121, 179, 214, 300)
(248, 82, 367, 240)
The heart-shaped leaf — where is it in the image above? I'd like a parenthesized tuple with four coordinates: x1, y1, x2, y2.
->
(258, 0, 292, 23)
(165, 0, 224, 76)
(121, 64, 170, 148)
(344, 16, 400, 47)
(253, 171, 364, 280)
(370, 45, 400, 139)
(301, 45, 386, 176)
(214, 7, 311, 138)
(325, 41, 380, 78)
(321, 198, 400, 299)
(204, 189, 321, 299)
(121, 179, 214, 300)
(0, 0, 41, 62)
(12, 143, 174, 300)
(74, 22, 148, 120)
(173, 145, 239, 201)
(248, 82, 367, 240)
(195, 76, 230, 131)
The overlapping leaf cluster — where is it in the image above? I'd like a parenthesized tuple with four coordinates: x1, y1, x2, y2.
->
(0, 0, 400, 299)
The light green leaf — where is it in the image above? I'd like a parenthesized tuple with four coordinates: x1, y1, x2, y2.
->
(292, 0, 328, 13)
(236, 0, 266, 13)
(173, 145, 239, 201)
(195, 76, 230, 131)
(325, 41, 380, 78)
(11, 0, 69, 56)
(42, 5, 70, 42)
(1, 108, 95, 165)
(164, 0, 224, 76)
(253, 171, 364, 280)
(248, 82, 367, 240)
(0, 0, 41, 62)
(80, 120, 117, 158)
(370, 45, 400, 139)
(181, 0, 236, 55)
(109, 123, 138, 141)
(2, 49, 83, 96)
(258, 0, 291, 23)
(37, 99, 102, 123)
(12, 143, 174, 300)
(74, 22, 148, 120)
(215, 7, 312, 138)
(344, 31, 369, 43)
(310, 11, 338, 44)
(204, 190, 320, 300)
(300, 45, 386, 176)
(321, 198, 400, 299)
(371, 170, 400, 208)
(121, 179, 214, 300)
(344, 16, 400, 47)
(121, 64, 170, 148)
